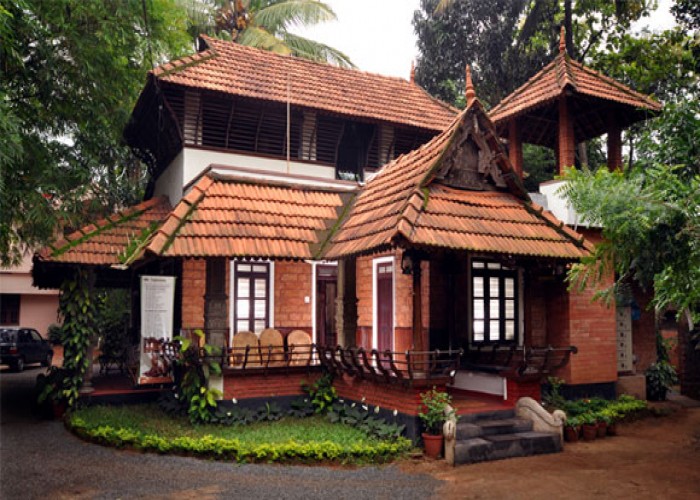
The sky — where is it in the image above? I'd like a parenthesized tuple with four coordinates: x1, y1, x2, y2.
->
(291, 0, 678, 79)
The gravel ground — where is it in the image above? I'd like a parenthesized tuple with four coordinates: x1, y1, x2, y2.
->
(0, 367, 441, 499)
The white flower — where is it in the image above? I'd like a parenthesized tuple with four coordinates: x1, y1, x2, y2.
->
(232, 398, 238, 404)
(226, 412, 232, 417)
(361, 396, 366, 402)
(339, 399, 344, 404)
(374, 406, 380, 414)
(393, 409, 398, 417)
(174, 394, 179, 399)
(351, 402, 356, 408)
(362, 404, 368, 411)
(304, 398, 308, 403)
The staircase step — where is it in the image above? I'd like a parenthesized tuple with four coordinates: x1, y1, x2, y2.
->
(455, 422, 483, 440)
(453, 431, 562, 465)
(477, 418, 533, 436)
(458, 409, 515, 423)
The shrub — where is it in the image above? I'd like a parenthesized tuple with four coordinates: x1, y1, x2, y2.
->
(418, 387, 455, 435)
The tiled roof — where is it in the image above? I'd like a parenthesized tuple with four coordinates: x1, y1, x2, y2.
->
(325, 100, 590, 260)
(146, 173, 354, 260)
(490, 52, 661, 125)
(152, 36, 457, 132)
(37, 197, 171, 265)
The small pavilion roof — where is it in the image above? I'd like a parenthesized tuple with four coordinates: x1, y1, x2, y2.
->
(489, 48, 661, 147)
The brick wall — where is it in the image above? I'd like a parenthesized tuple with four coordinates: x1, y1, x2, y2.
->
(182, 258, 206, 328)
(524, 275, 548, 346)
(334, 374, 444, 415)
(506, 378, 541, 404)
(223, 371, 320, 400)
(274, 260, 313, 334)
(545, 277, 572, 380)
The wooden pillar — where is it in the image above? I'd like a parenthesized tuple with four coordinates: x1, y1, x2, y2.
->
(558, 94, 576, 174)
(607, 117, 622, 171)
(508, 119, 524, 178)
(412, 258, 425, 351)
(335, 258, 357, 347)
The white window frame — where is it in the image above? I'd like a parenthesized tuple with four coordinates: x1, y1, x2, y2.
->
(229, 259, 275, 345)
(372, 256, 395, 351)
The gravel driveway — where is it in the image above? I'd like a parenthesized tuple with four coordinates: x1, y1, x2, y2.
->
(0, 367, 441, 499)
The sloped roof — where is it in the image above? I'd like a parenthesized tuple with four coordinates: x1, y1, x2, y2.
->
(325, 100, 590, 260)
(36, 197, 171, 266)
(146, 173, 354, 260)
(490, 51, 661, 126)
(151, 36, 457, 132)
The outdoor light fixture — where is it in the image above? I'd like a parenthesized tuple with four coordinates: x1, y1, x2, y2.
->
(401, 250, 414, 275)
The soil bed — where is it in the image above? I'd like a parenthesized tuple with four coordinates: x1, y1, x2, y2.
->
(400, 404, 700, 499)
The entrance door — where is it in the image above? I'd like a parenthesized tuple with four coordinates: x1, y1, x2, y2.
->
(376, 262, 393, 352)
(316, 265, 338, 347)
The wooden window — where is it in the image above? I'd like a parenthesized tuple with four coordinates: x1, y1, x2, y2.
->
(0, 294, 20, 325)
(233, 262, 270, 334)
(472, 262, 517, 344)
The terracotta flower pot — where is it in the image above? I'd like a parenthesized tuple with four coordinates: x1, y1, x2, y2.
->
(422, 432, 444, 459)
(564, 426, 580, 443)
(607, 423, 618, 436)
(582, 424, 597, 441)
(597, 422, 607, 438)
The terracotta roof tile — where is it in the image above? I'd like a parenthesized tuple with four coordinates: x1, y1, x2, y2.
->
(152, 36, 457, 132)
(147, 174, 353, 260)
(325, 100, 589, 261)
(37, 197, 172, 265)
(490, 53, 661, 125)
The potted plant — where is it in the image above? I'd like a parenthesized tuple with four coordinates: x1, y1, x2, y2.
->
(580, 412, 597, 441)
(418, 387, 455, 459)
(645, 360, 678, 401)
(596, 412, 608, 438)
(35, 367, 69, 419)
(601, 408, 619, 436)
(563, 415, 581, 443)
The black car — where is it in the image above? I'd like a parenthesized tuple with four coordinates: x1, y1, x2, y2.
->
(0, 327, 53, 372)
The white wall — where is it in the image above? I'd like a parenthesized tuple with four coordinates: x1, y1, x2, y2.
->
(538, 180, 599, 228)
(153, 150, 185, 206)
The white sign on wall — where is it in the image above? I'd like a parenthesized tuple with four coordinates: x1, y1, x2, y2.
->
(139, 276, 176, 385)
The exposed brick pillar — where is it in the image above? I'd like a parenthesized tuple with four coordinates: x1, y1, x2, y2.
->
(508, 119, 524, 179)
(558, 94, 576, 174)
(607, 117, 622, 171)
(336, 258, 357, 347)
(181, 258, 206, 329)
(412, 257, 425, 351)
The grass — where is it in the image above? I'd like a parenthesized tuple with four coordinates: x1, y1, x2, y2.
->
(68, 404, 413, 463)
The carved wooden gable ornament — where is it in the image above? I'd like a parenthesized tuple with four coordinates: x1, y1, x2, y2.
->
(434, 111, 507, 191)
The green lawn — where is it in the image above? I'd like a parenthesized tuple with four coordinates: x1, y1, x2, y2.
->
(68, 404, 413, 463)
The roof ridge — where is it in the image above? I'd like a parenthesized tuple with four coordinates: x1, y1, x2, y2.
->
(490, 58, 558, 116)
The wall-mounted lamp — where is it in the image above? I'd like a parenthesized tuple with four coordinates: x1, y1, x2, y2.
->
(401, 250, 414, 275)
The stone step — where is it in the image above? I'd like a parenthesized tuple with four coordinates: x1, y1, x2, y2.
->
(457, 408, 515, 423)
(455, 417, 532, 440)
(454, 431, 562, 465)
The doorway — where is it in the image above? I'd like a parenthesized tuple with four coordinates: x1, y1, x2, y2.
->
(375, 261, 394, 353)
(316, 265, 338, 347)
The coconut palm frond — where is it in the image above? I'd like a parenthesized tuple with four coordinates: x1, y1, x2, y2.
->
(434, 0, 454, 15)
(282, 32, 354, 67)
(253, 0, 336, 33)
(237, 25, 292, 54)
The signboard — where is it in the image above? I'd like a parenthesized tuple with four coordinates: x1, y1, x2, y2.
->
(139, 276, 176, 385)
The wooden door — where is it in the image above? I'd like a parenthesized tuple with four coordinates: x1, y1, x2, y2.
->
(316, 266, 338, 347)
(376, 262, 393, 352)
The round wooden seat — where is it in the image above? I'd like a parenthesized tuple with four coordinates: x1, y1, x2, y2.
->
(287, 329, 312, 366)
(231, 330, 261, 367)
(259, 328, 284, 365)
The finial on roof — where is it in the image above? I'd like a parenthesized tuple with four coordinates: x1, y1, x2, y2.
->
(559, 25, 566, 53)
(465, 64, 476, 106)
(410, 60, 415, 83)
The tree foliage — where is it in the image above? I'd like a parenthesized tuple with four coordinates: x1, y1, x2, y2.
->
(0, 0, 191, 266)
(413, 0, 652, 108)
(180, 0, 353, 66)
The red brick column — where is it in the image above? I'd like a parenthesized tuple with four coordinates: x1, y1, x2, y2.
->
(558, 94, 576, 174)
(182, 258, 206, 329)
(508, 119, 524, 179)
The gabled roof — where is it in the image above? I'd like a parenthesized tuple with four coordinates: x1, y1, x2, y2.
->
(151, 36, 457, 132)
(146, 173, 354, 260)
(325, 99, 591, 260)
(490, 51, 661, 127)
(36, 197, 171, 266)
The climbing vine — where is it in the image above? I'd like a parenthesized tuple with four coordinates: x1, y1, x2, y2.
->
(58, 269, 98, 407)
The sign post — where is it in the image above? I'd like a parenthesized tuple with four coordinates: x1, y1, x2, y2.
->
(139, 276, 176, 385)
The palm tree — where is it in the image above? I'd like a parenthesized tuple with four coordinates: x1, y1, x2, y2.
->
(180, 0, 354, 67)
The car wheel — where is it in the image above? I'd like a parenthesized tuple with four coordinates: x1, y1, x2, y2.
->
(13, 357, 25, 372)
(42, 352, 53, 368)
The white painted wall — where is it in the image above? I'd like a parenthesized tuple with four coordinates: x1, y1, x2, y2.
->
(537, 180, 599, 228)
(153, 150, 185, 206)
(450, 371, 506, 398)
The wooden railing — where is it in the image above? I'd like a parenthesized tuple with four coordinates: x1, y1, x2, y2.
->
(464, 344, 577, 380)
